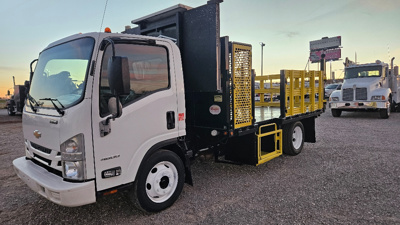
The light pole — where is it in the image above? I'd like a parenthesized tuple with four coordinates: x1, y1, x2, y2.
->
(259, 42, 265, 76)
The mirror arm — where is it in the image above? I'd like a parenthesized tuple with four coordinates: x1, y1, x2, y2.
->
(105, 116, 112, 125)
(30, 59, 38, 82)
(104, 38, 116, 57)
(115, 94, 120, 117)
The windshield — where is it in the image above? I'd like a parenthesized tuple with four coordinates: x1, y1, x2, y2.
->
(325, 84, 338, 89)
(345, 66, 382, 79)
(29, 37, 95, 109)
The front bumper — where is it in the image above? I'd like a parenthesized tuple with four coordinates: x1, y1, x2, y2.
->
(330, 101, 388, 110)
(13, 157, 96, 207)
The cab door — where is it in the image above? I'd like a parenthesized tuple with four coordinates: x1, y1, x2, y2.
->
(91, 39, 180, 191)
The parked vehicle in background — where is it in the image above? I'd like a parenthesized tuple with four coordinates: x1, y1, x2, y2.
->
(6, 77, 28, 116)
(324, 83, 342, 99)
(329, 58, 399, 118)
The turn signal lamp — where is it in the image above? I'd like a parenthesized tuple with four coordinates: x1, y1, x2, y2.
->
(371, 95, 385, 101)
(105, 27, 111, 33)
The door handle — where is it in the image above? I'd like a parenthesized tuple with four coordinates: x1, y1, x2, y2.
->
(166, 111, 175, 130)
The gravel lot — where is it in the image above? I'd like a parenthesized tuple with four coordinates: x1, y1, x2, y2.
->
(1, 108, 400, 224)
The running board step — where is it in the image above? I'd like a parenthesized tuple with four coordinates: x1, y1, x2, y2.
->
(256, 123, 282, 166)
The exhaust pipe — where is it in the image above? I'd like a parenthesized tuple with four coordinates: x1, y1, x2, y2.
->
(391, 57, 395, 72)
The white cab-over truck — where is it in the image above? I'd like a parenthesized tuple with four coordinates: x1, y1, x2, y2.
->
(330, 58, 399, 118)
(13, 1, 325, 212)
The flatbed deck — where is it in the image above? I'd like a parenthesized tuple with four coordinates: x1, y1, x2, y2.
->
(254, 106, 281, 122)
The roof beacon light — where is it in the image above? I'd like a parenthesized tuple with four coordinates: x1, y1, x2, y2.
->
(104, 27, 111, 33)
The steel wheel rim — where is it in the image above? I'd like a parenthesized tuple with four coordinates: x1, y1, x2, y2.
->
(145, 161, 178, 203)
(292, 126, 303, 150)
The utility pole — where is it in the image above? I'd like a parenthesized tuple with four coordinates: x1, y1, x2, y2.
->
(259, 42, 265, 76)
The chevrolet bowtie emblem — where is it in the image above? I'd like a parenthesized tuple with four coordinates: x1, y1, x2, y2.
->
(33, 130, 42, 139)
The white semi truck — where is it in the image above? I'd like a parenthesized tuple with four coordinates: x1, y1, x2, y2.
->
(13, 1, 325, 212)
(330, 58, 399, 118)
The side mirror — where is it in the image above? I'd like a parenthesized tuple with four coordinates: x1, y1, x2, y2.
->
(107, 56, 130, 96)
(108, 97, 123, 119)
(100, 97, 123, 137)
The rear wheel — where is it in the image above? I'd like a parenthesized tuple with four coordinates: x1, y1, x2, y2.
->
(331, 109, 342, 117)
(129, 150, 185, 212)
(283, 121, 305, 156)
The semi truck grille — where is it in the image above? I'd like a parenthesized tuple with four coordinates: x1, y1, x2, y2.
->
(342, 88, 353, 101)
(356, 88, 367, 100)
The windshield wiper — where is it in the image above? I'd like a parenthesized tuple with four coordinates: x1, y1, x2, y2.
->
(39, 98, 65, 116)
(26, 93, 38, 113)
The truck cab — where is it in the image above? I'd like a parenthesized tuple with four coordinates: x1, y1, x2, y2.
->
(13, 32, 188, 211)
(329, 59, 399, 118)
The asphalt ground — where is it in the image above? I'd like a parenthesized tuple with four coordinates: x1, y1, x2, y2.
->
(0, 108, 399, 224)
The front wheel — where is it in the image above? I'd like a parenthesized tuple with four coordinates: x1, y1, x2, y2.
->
(379, 108, 390, 119)
(389, 97, 396, 112)
(331, 109, 342, 117)
(7, 105, 15, 116)
(129, 150, 185, 212)
(283, 121, 305, 156)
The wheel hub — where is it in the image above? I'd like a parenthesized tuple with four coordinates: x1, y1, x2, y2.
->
(145, 161, 178, 203)
(292, 126, 303, 150)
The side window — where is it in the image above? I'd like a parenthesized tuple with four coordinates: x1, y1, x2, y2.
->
(99, 43, 169, 117)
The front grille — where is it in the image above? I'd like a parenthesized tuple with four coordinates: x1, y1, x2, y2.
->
(356, 88, 367, 100)
(33, 153, 52, 166)
(28, 141, 62, 174)
(31, 142, 52, 154)
(342, 88, 353, 101)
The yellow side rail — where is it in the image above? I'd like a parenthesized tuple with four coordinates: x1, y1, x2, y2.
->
(255, 70, 324, 117)
(256, 123, 282, 166)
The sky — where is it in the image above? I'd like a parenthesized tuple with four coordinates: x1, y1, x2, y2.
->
(0, 0, 399, 98)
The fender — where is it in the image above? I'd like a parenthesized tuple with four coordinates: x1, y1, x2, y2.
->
(370, 87, 391, 100)
(125, 137, 192, 186)
(330, 90, 341, 99)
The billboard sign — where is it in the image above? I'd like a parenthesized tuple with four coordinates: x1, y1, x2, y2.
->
(310, 36, 341, 51)
(310, 48, 341, 63)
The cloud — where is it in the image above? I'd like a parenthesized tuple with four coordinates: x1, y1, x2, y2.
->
(358, 0, 400, 12)
(286, 32, 300, 38)
(0, 66, 24, 72)
(275, 31, 300, 38)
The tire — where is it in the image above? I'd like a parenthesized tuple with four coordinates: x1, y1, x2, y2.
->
(7, 105, 15, 116)
(389, 97, 396, 112)
(331, 109, 341, 117)
(129, 150, 185, 212)
(283, 121, 305, 156)
(379, 108, 390, 119)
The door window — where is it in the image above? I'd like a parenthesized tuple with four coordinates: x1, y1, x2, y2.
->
(99, 43, 169, 117)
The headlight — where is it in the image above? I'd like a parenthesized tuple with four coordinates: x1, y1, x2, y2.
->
(330, 97, 339, 101)
(64, 161, 84, 179)
(371, 95, 385, 100)
(61, 134, 85, 180)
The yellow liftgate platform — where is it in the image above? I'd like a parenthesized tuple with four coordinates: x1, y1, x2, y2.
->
(225, 43, 324, 166)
